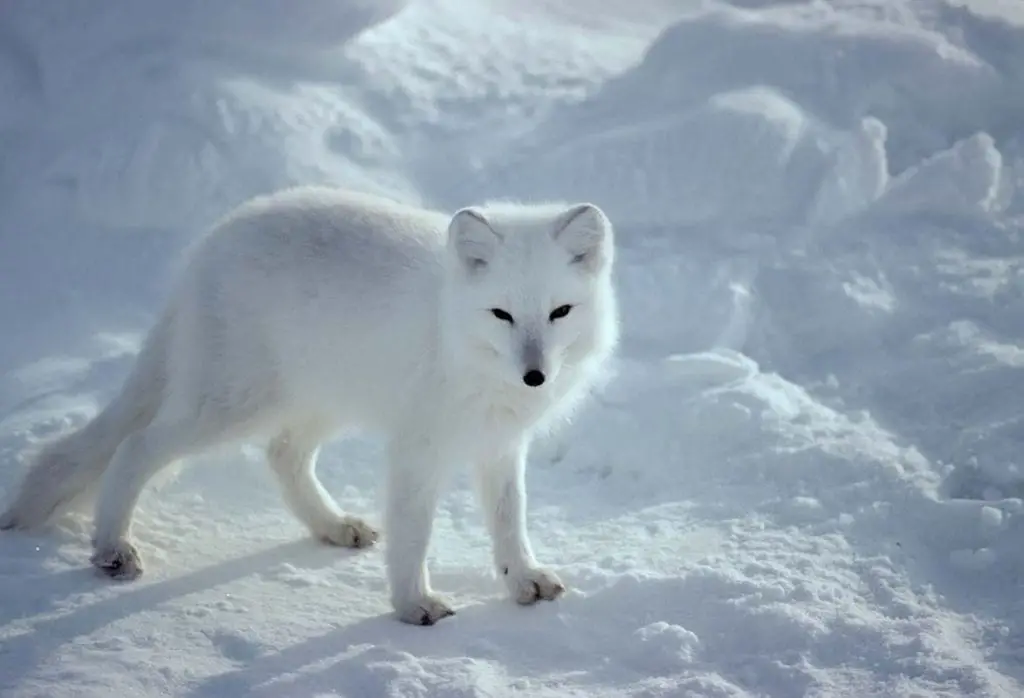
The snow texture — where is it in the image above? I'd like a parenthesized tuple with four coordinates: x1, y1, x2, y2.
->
(3, 0, 1024, 695)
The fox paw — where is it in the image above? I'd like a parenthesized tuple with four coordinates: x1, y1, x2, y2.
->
(316, 515, 378, 549)
(506, 565, 566, 605)
(394, 593, 456, 626)
(91, 540, 144, 581)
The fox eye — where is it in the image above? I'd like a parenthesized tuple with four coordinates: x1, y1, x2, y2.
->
(549, 304, 573, 322)
(490, 308, 514, 324)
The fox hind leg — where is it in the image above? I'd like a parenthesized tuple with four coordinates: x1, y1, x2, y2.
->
(90, 397, 280, 580)
(266, 424, 377, 549)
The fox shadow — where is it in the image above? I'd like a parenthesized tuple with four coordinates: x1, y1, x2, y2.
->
(1, 529, 707, 697)
(185, 578, 674, 698)
(0, 528, 96, 627)
(0, 535, 364, 696)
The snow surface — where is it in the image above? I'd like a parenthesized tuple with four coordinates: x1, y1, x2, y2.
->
(3, 0, 1024, 695)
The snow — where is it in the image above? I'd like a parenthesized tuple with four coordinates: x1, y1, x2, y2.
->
(3, 0, 1024, 695)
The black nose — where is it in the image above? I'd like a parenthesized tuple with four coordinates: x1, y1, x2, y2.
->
(523, 369, 546, 387)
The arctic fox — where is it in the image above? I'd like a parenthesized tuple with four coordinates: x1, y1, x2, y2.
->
(0, 186, 619, 625)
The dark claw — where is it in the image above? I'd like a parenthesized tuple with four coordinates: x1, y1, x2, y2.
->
(0, 510, 19, 530)
(419, 606, 455, 626)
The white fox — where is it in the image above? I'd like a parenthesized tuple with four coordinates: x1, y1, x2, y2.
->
(0, 186, 619, 625)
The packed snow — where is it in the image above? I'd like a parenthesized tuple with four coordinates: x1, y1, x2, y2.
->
(3, 0, 1024, 695)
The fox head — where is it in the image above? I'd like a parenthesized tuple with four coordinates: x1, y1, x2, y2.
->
(441, 200, 619, 394)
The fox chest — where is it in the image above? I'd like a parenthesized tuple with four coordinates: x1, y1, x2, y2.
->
(437, 391, 559, 460)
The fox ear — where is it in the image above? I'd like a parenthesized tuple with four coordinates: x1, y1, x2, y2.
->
(448, 208, 501, 274)
(553, 203, 612, 273)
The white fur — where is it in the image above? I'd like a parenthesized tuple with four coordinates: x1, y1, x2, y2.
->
(0, 186, 619, 625)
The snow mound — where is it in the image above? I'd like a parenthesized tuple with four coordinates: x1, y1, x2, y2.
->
(467, 2, 1018, 230)
(481, 86, 887, 228)
(873, 131, 1007, 217)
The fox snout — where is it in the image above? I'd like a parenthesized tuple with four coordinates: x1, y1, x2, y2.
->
(520, 336, 547, 387)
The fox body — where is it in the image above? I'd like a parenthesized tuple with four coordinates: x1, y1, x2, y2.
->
(1, 186, 619, 625)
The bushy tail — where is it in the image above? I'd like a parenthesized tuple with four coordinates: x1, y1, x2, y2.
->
(1, 312, 172, 530)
